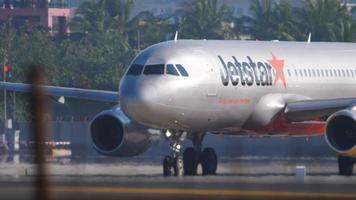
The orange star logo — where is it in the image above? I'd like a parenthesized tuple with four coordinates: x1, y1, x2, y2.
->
(268, 53, 286, 88)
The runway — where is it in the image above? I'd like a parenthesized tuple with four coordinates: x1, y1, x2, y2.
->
(1, 175, 356, 200)
(0, 156, 355, 200)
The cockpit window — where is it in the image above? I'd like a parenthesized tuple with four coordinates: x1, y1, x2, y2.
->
(166, 64, 179, 76)
(176, 64, 189, 77)
(127, 64, 144, 75)
(144, 64, 165, 75)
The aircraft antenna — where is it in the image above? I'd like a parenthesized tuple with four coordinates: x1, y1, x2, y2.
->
(307, 33, 312, 44)
(174, 31, 178, 43)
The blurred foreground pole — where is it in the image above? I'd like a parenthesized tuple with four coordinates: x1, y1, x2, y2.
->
(29, 66, 53, 200)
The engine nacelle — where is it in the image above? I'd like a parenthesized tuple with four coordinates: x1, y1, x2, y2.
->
(90, 107, 159, 157)
(325, 109, 356, 156)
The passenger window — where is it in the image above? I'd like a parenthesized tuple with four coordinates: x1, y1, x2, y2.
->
(143, 64, 165, 75)
(346, 70, 350, 77)
(342, 70, 345, 77)
(325, 69, 329, 77)
(320, 69, 324, 77)
(294, 69, 298, 77)
(312, 69, 316, 77)
(308, 69, 311, 77)
(299, 69, 303, 77)
(287, 69, 291, 76)
(166, 64, 179, 76)
(127, 64, 144, 75)
(317, 69, 320, 77)
(329, 69, 333, 77)
(334, 69, 337, 77)
(176, 64, 189, 77)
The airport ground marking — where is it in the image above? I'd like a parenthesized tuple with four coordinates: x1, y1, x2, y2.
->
(2, 186, 356, 199)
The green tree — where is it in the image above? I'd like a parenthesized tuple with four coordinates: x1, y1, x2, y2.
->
(247, 0, 276, 40)
(272, 1, 304, 41)
(297, 0, 356, 42)
(130, 11, 175, 49)
(59, 31, 133, 90)
(104, 0, 135, 36)
(179, 0, 236, 39)
(70, 0, 107, 34)
(0, 21, 61, 120)
(68, 0, 137, 90)
(247, 0, 301, 41)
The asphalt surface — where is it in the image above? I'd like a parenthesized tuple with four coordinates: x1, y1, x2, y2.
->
(0, 156, 356, 200)
(0, 156, 355, 200)
(1, 175, 356, 200)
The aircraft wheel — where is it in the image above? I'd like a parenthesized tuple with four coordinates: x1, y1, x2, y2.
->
(338, 155, 354, 176)
(173, 155, 184, 176)
(183, 147, 199, 175)
(163, 155, 174, 176)
(201, 147, 217, 175)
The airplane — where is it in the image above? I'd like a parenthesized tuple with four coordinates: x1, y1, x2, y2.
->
(1, 39, 356, 176)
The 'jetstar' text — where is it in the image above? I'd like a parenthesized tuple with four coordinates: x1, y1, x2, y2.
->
(218, 56, 274, 87)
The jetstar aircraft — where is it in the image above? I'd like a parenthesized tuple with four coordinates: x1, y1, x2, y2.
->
(1, 40, 356, 176)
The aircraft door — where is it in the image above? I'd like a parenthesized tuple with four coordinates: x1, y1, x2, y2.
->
(192, 49, 218, 98)
(206, 62, 218, 97)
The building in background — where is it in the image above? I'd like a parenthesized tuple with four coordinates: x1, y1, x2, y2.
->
(0, 0, 72, 35)
(65, 0, 89, 8)
(131, 0, 307, 22)
(1, 0, 354, 36)
(341, 0, 356, 18)
(131, 0, 253, 19)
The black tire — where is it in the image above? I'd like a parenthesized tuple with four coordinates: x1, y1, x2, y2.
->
(338, 155, 354, 176)
(201, 147, 217, 175)
(183, 147, 199, 175)
(173, 155, 184, 176)
(163, 155, 173, 176)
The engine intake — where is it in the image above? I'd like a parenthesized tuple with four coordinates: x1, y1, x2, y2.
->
(91, 115, 124, 152)
(90, 107, 159, 157)
(326, 109, 356, 156)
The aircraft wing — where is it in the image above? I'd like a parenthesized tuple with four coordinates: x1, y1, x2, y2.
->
(243, 94, 356, 133)
(0, 81, 119, 103)
(284, 98, 356, 122)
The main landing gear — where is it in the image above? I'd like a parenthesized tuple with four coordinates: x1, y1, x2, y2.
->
(338, 155, 355, 176)
(163, 131, 218, 176)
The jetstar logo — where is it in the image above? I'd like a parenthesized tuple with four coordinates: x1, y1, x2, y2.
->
(218, 53, 287, 88)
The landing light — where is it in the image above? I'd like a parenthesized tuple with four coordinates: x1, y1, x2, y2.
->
(165, 130, 172, 138)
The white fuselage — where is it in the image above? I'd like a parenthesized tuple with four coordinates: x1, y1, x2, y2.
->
(119, 40, 356, 135)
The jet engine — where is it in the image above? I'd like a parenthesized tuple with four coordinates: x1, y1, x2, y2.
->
(90, 107, 159, 157)
(325, 109, 356, 156)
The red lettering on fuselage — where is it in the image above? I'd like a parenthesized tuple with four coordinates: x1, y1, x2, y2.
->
(219, 98, 251, 105)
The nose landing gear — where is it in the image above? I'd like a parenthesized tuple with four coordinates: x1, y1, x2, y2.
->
(163, 130, 186, 176)
(163, 131, 218, 176)
(163, 155, 184, 176)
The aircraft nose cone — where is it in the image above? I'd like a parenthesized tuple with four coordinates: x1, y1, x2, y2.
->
(120, 77, 158, 125)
